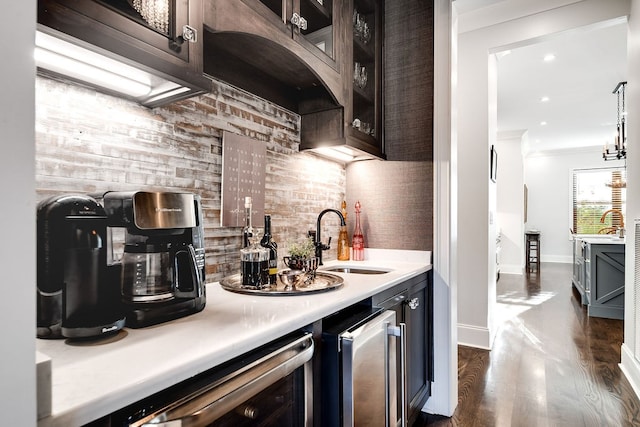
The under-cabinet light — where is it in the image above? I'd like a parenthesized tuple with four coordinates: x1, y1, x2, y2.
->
(145, 85, 191, 105)
(314, 147, 356, 162)
(311, 145, 379, 163)
(35, 31, 152, 98)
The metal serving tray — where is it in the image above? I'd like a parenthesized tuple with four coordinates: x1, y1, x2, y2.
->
(220, 272, 344, 296)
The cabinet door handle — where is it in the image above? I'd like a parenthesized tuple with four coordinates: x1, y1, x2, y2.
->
(182, 25, 198, 43)
(408, 297, 420, 310)
(290, 13, 308, 30)
(299, 16, 308, 30)
(291, 12, 301, 28)
(388, 322, 407, 427)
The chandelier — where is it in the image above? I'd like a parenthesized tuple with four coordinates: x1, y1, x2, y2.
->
(603, 81, 627, 161)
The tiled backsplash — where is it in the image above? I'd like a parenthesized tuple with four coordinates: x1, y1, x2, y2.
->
(35, 76, 346, 282)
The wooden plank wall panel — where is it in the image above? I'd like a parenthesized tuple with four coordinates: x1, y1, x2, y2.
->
(35, 76, 346, 282)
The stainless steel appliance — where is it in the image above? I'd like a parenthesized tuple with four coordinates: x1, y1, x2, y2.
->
(36, 194, 125, 339)
(101, 191, 206, 328)
(321, 306, 406, 427)
(105, 331, 313, 426)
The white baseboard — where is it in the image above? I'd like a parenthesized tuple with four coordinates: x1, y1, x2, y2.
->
(500, 264, 523, 274)
(540, 255, 572, 263)
(457, 323, 491, 350)
(620, 343, 640, 401)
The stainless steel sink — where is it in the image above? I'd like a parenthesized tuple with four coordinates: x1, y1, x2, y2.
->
(322, 266, 391, 274)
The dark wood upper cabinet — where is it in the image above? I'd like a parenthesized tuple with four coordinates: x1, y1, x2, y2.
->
(347, 0, 384, 157)
(246, 0, 338, 68)
(299, 0, 385, 160)
(202, 0, 345, 114)
(203, 0, 386, 160)
(38, 0, 211, 107)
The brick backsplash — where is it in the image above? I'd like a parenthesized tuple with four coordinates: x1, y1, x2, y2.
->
(35, 75, 346, 282)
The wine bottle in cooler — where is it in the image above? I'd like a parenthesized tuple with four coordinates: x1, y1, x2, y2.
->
(260, 214, 278, 285)
(352, 201, 364, 261)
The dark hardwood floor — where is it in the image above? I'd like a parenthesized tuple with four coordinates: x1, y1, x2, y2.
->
(418, 263, 640, 426)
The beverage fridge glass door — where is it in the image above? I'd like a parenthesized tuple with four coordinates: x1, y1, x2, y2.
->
(341, 309, 406, 427)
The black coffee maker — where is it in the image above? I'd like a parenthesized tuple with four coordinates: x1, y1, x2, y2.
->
(37, 195, 126, 339)
(100, 191, 206, 328)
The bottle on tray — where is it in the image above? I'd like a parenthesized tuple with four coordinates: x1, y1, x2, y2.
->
(260, 214, 278, 285)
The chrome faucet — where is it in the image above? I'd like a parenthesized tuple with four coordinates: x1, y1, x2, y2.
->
(310, 209, 346, 266)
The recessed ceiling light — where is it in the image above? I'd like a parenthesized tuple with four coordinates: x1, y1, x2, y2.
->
(540, 96, 550, 102)
(543, 54, 556, 62)
(540, 121, 547, 126)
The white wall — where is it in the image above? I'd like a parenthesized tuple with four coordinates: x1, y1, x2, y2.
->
(524, 147, 624, 263)
(457, 0, 631, 349)
(620, 0, 640, 401)
(0, 2, 37, 424)
(496, 131, 526, 273)
(425, 0, 458, 416)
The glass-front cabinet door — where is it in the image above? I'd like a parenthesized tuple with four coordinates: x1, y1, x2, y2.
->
(250, 0, 336, 66)
(41, 0, 198, 64)
(349, 0, 383, 154)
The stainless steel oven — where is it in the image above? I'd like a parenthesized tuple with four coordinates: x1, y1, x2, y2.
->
(102, 331, 313, 426)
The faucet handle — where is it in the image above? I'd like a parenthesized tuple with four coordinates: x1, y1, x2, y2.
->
(322, 236, 332, 250)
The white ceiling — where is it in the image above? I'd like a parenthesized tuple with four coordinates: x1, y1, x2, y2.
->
(455, 0, 628, 154)
(496, 22, 628, 153)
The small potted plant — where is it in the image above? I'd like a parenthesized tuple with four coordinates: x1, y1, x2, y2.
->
(283, 237, 317, 272)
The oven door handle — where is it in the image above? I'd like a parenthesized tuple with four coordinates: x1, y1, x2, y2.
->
(132, 334, 314, 427)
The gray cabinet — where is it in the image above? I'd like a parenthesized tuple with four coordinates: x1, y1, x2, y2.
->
(574, 239, 625, 319)
(572, 238, 586, 303)
(587, 243, 625, 319)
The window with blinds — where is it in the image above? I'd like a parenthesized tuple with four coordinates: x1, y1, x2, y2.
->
(572, 167, 626, 234)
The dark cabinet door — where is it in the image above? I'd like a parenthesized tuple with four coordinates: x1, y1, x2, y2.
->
(38, 0, 210, 96)
(404, 275, 433, 425)
(243, 0, 338, 68)
(349, 0, 384, 156)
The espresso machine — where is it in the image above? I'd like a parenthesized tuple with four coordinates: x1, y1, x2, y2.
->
(37, 195, 126, 339)
(100, 191, 206, 328)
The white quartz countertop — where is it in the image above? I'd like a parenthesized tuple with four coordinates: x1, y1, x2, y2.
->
(36, 249, 431, 427)
(579, 236, 626, 245)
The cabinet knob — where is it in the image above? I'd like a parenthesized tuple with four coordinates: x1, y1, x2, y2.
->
(408, 298, 420, 310)
(182, 25, 198, 43)
(290, 13, 308, 31)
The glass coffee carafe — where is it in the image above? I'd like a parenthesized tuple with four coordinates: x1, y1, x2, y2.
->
(121, 242, 173, 301)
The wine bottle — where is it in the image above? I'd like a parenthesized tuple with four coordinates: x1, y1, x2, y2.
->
(337, 200, 350, 261)
(352, 201, 364, 261)
(260, 214, 278, 285)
